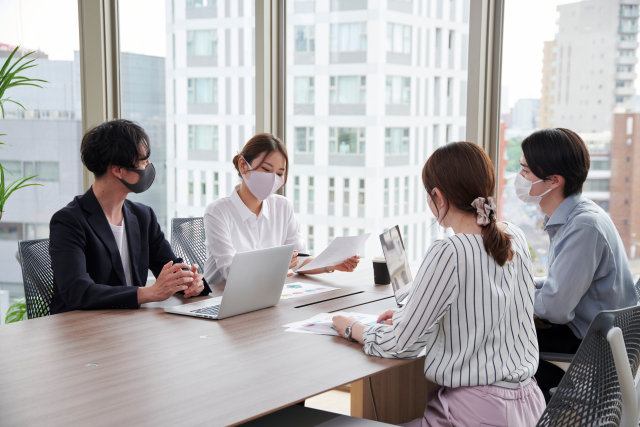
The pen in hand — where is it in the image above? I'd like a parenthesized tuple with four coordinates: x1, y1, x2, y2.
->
(296, 253, 311, 257)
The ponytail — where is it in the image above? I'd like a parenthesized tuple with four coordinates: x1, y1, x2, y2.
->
(481, 220, 513, 267)
(423, 141, 513, 267)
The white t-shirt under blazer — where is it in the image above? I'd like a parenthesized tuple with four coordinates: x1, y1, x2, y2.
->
(203, 186, 308, 285)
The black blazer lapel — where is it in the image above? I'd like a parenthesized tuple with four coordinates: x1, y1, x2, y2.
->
(123, 204, 141, 287)
(80, 187, 128, 287)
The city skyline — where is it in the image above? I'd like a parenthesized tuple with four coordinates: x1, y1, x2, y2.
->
(0, 0, 595, 110)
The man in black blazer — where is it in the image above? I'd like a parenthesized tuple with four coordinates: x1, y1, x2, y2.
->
(50, 119, 211, 314)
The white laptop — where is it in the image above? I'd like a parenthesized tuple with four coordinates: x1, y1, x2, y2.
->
(165, 244, 295, 320)
(380, 226, 413, 307)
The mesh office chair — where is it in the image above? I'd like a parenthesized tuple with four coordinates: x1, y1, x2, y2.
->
(539, 278, 640, 371)
(18, 238, 54, 319)
(536, 305, 640, 427)
(171, 218, 207, 275)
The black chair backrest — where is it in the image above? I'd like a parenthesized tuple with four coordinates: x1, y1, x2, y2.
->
(635, 277, 640, 300)
(18, 239, 54, 319)
(171, 218, 206, 275)
(536, 305, 640, 426)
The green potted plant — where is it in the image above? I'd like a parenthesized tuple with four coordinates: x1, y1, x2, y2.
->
(1, 46, 47, 323)
(0, 45, 47, 220)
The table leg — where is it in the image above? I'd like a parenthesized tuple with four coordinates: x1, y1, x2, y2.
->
(350, 358, 438, 425)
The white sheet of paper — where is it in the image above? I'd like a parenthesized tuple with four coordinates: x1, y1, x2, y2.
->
(283, 311, 382, 336)
(298, 233, 371, 272)
(280, 282, 339, 300)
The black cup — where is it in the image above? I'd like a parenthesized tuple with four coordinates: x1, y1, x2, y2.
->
(373, 260, 391, 285)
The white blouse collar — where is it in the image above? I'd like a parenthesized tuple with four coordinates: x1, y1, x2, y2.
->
(230, 186, 271, 221)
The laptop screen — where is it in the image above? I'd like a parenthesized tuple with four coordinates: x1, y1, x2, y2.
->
(379, 226, 413, 305)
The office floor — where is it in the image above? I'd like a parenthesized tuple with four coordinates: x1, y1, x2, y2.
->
(305, 389, 351, 416)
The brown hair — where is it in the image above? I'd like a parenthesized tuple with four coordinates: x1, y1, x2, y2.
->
(232, 133, 289, 184)
(422, 141, 513, 266)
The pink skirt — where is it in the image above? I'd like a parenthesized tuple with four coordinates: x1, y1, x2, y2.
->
(403, 378, 546, 427)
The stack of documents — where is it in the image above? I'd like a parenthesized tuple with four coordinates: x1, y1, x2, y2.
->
(280, 282, 339, 300)
(283, 311, 382, 336)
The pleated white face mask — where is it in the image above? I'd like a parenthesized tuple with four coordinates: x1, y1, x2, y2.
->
(241, 156, 284, 201)
(514, 173, 552, 205)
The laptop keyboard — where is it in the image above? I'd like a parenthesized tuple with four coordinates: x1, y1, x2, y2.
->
(191, 305, 220, 318)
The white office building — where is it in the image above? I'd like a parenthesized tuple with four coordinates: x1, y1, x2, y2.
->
(551, 0, 640, 133)
(168, 0, 470, 262)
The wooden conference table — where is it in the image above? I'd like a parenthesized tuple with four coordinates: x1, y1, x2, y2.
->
(0, 261, 436, 426)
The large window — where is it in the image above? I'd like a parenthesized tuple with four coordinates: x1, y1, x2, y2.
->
(0, 0, 481, 303)
(500, 0, 640, 277)
(285, 0, 469, 260)
(0, 0, 82, 299)
(120, 0, 255, 234)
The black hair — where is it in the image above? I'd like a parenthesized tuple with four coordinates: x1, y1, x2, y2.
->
(80, 119, 151, 178)
(521, 128, 590, 198)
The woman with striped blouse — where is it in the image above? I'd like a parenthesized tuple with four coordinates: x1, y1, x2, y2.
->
(333, 142, 545, 426)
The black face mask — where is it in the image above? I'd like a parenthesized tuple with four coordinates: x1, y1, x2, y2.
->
(120, 163, 156, 193)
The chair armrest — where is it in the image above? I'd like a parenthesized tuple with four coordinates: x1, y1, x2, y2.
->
(540, 352, 575, 363)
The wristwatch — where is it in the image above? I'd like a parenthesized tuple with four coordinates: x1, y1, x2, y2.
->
(345, 320, 360, 342)
(323, 266, 335, 273)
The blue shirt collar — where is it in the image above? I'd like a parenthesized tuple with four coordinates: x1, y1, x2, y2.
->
(543, 193, 583, 229)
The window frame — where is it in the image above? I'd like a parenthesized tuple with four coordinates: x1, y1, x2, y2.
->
(82, 0, 503, 201)
(330, 22, 367, 53)
(329, 76, 366, 105)
(329, 127, 366, 155)
(187, 29, 218, 57)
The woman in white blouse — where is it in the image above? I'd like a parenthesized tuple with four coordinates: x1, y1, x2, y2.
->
(203, 133, 360, 285)
(333, 142, 545, 427)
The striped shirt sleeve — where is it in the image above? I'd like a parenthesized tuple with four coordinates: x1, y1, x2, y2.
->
(363, 239, 458, 359)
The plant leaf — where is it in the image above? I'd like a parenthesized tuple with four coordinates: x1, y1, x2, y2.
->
(0, 47, 46, 105)
(0, 174, 43, 211)
(0, 46, 20, 79)
(1, 99, 26, 110)
(5, 298, 27, 323)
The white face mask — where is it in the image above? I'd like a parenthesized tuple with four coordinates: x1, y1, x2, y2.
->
(514, 173, 552, 205)
(240, 157, 284, 201)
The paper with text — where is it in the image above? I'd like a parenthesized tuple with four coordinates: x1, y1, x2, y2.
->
(283, 311, 381, 336)
(298, 233, 370, 272)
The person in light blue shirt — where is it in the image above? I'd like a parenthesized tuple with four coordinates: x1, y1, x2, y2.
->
(533, 194, 637, 338)
(516, 128, 638, 402)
